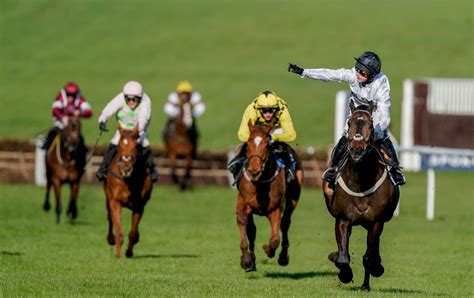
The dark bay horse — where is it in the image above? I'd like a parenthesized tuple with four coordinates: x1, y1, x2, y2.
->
(44, 115, 86, 223)
(323, 101, 400, 291)
(236, 122, 303, 272)
(164, 102, 195, 190)
(104, 125, 153, 258)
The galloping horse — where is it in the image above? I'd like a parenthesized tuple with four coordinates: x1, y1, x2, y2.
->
(323, 101, 400, 291)
(104, 125, 153, 258)
(44, 115, 86, 223)
(164, 101, 195, 190)
(235, 122, 303, 272)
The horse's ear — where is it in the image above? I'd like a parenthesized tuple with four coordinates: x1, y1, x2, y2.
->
(265, 124, 273, 134)
(349, 100, 356, 113)
(247, 119, 253, 130)
(117, 124, 123, 134)
(368, 101, 374, 114)
(131, 125, 139, 137)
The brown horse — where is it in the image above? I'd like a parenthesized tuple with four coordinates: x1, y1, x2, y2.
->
(164, 102, 196, 190)
(104, 125, 153, 258)
(323, 101, 400, 291)
(44, 115, 86, 223)
(235, 122, 303, 272)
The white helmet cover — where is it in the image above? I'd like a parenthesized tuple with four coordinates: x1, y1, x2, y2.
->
(123, 81, 143, 97)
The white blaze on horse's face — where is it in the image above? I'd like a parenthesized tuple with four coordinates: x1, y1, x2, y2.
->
(123, 139, 128, 145)
(254, 136, 263, 148)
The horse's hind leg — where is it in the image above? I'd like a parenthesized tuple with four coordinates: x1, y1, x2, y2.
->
(263, 209, 281, 259)
(44, 179, 52, 211)
(278, 185, 300, 266)
(334, 218, 353, 283)
(169, 154, 179, 185)
(67, 182, 79, 220)
(236, 196, 256, 272)
(126, 209, 144, 258)
(361, 222, 385, 291)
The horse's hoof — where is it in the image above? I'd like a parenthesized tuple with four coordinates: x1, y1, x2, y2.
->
(370, 264, 384, 277)
(336, 262, 353, 284)
(43, 203, 50, 211)
(125, 249, 133, 258)
(107, 234, 116, 245)
(278, 252, 289, 266)
(328, 251, 338, 263)
(263, 245, 275, 258)
(361, 284, 370, 292)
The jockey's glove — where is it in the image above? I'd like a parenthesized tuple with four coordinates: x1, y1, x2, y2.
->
(99, 121, 107, 132)
(288, 63, 304, 75)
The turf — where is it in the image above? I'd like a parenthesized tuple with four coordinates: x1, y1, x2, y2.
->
(1, 0, 473, 150)
(0, 171, 473, 296)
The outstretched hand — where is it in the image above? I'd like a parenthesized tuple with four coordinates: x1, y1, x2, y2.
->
(288, 63, 304, 75)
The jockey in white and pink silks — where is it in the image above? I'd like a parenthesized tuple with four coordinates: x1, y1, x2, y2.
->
(43, 82, 92, 169)
(95, 81, 158, 182)
(288, 51, 405, 187)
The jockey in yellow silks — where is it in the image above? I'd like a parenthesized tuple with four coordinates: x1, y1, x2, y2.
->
(228, 90, 297, 182)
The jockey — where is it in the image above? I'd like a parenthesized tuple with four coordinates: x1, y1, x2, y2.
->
(228, 91, 297, 183)
(43, 82, 92, 167)
(288, 51, 406, 187)
(95, 81, 158, 182)
(163, 80, 205, 156)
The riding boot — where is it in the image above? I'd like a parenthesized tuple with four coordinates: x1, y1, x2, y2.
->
(322, 136, 349, 188)
(272, 142, 295, 183)
(42, 127, 61, 150)
(227, 143, 248, 181)
(95, 144, 117, 182)
(75, 136, 88, 172)
(142, 146, 159, 182)
(379, 138, 406, 186)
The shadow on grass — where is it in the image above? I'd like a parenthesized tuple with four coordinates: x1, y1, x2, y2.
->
(346, 286, 443, 296)
(132, 254, 199, 259)
(0, 251, 23, 256)
(264, 271, 337, 279)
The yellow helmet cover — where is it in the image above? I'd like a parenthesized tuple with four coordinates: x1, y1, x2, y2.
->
(254, 91, 279, 109)
(176, 80, 193, 93)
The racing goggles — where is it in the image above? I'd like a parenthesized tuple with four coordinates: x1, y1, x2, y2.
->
(356, 68, 371, 78)
(125, 95, 142, 103)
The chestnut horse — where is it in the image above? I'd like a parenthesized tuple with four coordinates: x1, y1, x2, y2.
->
(44, 115, 86, 223)
(323, 101, 400, 291)
(235, 122, 303, 272)
(104, 125, 153, 258)
(164, 102, 195, 190)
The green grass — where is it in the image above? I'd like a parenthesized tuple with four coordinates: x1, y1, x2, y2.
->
(1, 171, 473, 296)
(1, 0, 473, 149)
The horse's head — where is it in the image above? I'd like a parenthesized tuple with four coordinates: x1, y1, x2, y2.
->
(178, 102, 194, 129)
(244, 121, 272, 181)
(117, 125, 139, 177)
(63, 115, 81, 152)
(347, 101, 374, 162)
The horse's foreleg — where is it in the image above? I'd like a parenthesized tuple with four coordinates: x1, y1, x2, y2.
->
(109, 200, 124, 258)
(67, 182, 79, 220)
(334, 218, 353, 283)
(170, 154, 179, 185)
(106, 199, 115, 245)
(361, 222, 385, 291)
(236, 197, 255, 272)
(278, 194, 299, 266)
(181, 155, 192, 191)
(44, 179, 52, 211)
(126, 209, 144, 258)
(263, 209, 281, 259)
(53, 180, 62, 224)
